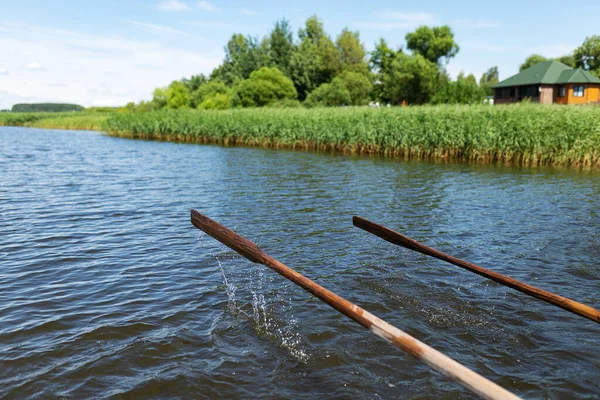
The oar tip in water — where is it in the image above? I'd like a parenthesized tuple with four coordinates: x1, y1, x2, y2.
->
(353, 215, 600, 325)
(192, 211, 522, 400)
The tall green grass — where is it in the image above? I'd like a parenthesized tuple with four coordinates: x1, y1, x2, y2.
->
(103, 104, 600, 168)
(0, 112, 109, 130)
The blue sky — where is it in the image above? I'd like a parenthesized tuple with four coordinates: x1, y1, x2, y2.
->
(1, 0, 599, 108)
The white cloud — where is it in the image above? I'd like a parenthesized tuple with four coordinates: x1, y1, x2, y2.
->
(0, 68, 8, 75)
(129, 20, 202, 39)
(354, 11, 436, 30)
(0, 21, 221, 109)
(240, 9, 257, 16)
(157, 0, 189, 11)
(196, 1, 217, 11)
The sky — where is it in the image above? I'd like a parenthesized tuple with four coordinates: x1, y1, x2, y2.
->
(1, 0, 599, 109)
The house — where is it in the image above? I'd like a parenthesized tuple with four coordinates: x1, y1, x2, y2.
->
(492, 61, 600, 105)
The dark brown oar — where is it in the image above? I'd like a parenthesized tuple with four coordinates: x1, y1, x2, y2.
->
(191, 209, 520, 400)
(353, 216, 600, 324)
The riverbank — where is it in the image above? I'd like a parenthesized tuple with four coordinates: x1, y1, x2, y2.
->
(2, 104, 600, 168)
(0, 112, 108, 131)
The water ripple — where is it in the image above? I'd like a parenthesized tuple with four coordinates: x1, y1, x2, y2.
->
(1, 127, 599, 398)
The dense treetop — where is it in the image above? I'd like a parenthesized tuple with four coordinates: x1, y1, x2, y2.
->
(130, 16, 598, 111)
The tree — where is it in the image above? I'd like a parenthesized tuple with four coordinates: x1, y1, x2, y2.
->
(574, 35, 600, 77)
(556, 55, 576, 68)
(519, 54, 549, 71)
(166, 81, 191, 109)
(211, 34, 270, 85)
(290, 16, 341, 100)
(267, 19, 296, 77)
(152, 87, 168, 109)
(182, 74, 208, 92)
(479, 66, 499, 96)
(191, 81, 231, 108)
(335, 71, 372, 105)
(405, 25, 459, 65)
(305, 79, 351, 107)
(370, 38, 402, 102)
(336, 28, 369, 75)
(383, 53, 440, 105)
(432, 72, 486, 104)
(235, 67, 297, 107)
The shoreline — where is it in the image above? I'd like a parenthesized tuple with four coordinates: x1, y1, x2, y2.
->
(2, 105, 600, 169)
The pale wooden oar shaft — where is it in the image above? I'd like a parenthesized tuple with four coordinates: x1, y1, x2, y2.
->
(353, 216, 600, 324)
(191, 209, 521, 400)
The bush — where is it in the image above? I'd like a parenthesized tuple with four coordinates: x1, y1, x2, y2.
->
(335, 71, 373, 105)
(166, 81, 191, 109)
(198, 92, 232, 110)
(192, 82, 231, 108)
(305, 79, 351, 107)
(235, 67, 297, 107)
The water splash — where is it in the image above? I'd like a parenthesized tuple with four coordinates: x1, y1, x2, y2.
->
(217, 256, 239, 312)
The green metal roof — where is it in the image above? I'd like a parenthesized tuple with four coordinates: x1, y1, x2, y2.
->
(491, 60, 600, 88)
(555, 68, 600, 84)
(492, 61, 571, 88)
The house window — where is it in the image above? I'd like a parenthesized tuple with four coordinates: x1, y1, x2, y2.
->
(558, 86, 566, 97)
(574, 85, 585, 97)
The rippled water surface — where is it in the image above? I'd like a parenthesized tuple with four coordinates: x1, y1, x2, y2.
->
(1, 127, 599, 399)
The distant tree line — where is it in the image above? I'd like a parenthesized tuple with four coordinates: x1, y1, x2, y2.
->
(130, 20, 599, 110)
(519, 35, 600, 75)
(129, 16, 499, 111)
(11, 103, 85, 113)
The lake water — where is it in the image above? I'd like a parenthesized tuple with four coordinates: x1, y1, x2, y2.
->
(1, 126, 599, 399)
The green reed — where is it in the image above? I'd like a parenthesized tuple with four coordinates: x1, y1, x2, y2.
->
(0, 112, 109, 130)
(103, 104, 600, 168)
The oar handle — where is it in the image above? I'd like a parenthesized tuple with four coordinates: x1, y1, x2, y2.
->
(191, 210, 521, 400)
(353, 216, 600, 324)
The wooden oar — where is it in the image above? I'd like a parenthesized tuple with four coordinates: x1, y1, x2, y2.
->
(191, 209, 521, 400)
(353, 216, 600, 324)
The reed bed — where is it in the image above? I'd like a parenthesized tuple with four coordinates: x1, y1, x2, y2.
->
(103, 104, 600, 168)
(0, 112, 108, 130)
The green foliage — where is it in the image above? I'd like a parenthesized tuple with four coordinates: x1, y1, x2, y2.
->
(198, 92, 232, 110)
(383, 53, 440, 105)
(213, 34, 270, 85)
(182, 74, 208, 92)
(334, 71, 372, 105)
(336, 28, 369, 75)
(290, 15, 341, 100)
(267, 19, 296, 77)
(191, 81, 231, 108)
(152, 87, 168, 108)
(166, 81, 191, 109)
(574, 35, 600, 77)
(235, 67, 297, 107)
(102, 104, 600, 168)
(479, 66, 499, 96)
(0, 112, 110, 130)
(305, 80, 351, 107)
(405, 26, 459, 65)
(432, 72, 486, 104)
(87, 106, 119, 113)
(556, 55, 576, 68)
(11, 103, 84, 113)
(520, 54, 549, 71)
